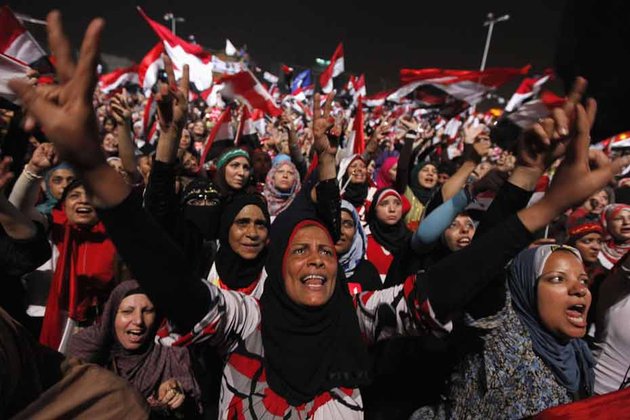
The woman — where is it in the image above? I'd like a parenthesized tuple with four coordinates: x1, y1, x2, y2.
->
(205, 194, 270, 297)
(68, 281, 202, 418)
(263, 157, 301, 220)
(40, 179, 118, 352)
(338, 154, 377, 224)
(414, 245, 594, 419)
(35, 162, 76, 216)
(375, 156, 398, 190)
(337, 200, 381, 294)
(366, 188, 411, 282)
(565, 210, 606, 286)
(404, 161, 439, 230)
(213, 148, 253, 197)
(598, 203, 630, 270)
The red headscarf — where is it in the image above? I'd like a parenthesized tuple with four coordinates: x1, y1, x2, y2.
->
(375, 156, 399, 189)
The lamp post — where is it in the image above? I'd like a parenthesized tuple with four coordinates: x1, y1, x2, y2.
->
(163, 12, 185, 35)
(479, 12, 510, 71)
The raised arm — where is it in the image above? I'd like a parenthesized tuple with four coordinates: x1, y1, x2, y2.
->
(109, 91, 141, 183)
(280, 110, 307, 178)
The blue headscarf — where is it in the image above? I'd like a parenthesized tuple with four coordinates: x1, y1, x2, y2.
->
(508, 245, 594, 395)
(339, 200, 367, 278)
(36, 162, 74, 215)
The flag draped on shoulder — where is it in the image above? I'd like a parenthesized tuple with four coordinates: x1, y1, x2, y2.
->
(98, 64, 139, 94)
(137, 7, 213, 91)
(220, 71, 282, 117)
(319, 43, 344, 93)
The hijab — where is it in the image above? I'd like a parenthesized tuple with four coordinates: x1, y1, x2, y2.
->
(410, 161, 438, 206)
(367, 188, 412, 256)
(181, 178, 222, 240)
(598, 204, 630, 269)
(67, 281, 201, 400)
(339, 200, 367, 278)
(508, 245, 594, 395)
(259, 190, 370, 406)
(216, 193, 270, 290)
(263, 160, 301, 217)
(212, 148, 251, 197)
(338, 154, 370, 208)
(375, 156, 398, 189)
(36, 162, 74, 215)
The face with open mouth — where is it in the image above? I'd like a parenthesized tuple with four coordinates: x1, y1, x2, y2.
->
(608, 209, 630, 242)
(228, 204, 269, 259)
(443, 214, 476, 252)
(114, 293, 157, 351)
(63, 185, 99, 227)
(418, 164, 438, 189)
(283, 224, 337, 307)
(537, 250, 591, 340)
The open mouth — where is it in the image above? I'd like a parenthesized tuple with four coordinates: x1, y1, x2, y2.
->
(125, 329, 146, 343)
(457, 237, 471, 246)
(75, 206, 94, 215)
(301, 274, 327, 291)
(566, 304, 587, 327)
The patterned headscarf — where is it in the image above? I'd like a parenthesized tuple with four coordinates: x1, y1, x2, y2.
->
(263, 160, 301, 217)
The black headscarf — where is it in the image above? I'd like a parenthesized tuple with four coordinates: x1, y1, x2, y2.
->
(409, 161, 438, 205)
(181, 178, 222, 240)
(259, 191, 370, 406)
(216, 193, 270, 290)
(340, 155, 370, 208)
(367, 188, 412, 256)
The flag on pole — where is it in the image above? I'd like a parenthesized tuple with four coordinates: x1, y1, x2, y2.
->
(220, 71, 282, 116)
(199, 107, 235, 165)
(225, 39, 237, 56)
(505, 73, 552, 112)
(138, 42, 165, 95)
(291, 69, 312, 94)
(137, 7, 213, 91)
(506, 90, 565, 129)
(0, 52, 29, 103)
(236, 106, 261, 149)
(319, 43, 344, 93)
(0, 6, 52, 72)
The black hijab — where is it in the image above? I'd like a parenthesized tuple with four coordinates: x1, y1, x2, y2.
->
(216, 193, 270, 290)
(409, 161, 438, 205)
(259, 191, 370, 406)
(340, 155, 370, 208)
(181, 177, 222, 240)
(367, 188, 412, 256)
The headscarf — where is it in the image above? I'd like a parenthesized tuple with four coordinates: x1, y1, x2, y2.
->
(181, 178, 222, 240)
(67, 281, 201, 401)
(409, 161, 438, 205)
(339, 200, 367, 278)
(598, 204, 630, 269)
(36, 162, 74, 215)
(565, 208, 604, 245)
(338, 154, 370, 208)
(263, 160, 301, 217)
(375, 156, 398, 189)
(216, 194, 270, 290)
(213, 148, 251, 197)
(367, 188, 412, 255)
(508, 245, 594, 395)
(260, 190, 370, 406)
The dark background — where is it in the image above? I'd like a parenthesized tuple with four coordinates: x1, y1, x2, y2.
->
(6, 0, 629, 140)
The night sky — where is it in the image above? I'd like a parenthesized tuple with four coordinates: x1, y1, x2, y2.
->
(7, 0, 567, 94)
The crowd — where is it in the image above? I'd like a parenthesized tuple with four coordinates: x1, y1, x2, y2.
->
(2, 10, 630, 420)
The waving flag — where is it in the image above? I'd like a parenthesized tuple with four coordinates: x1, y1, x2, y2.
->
(0, 52, 29, 103)
(506, 90, 565, 129)
(235, 106, 261, 149)
(0, 6, 51, 72)
(291, 69, 312, 94)
(98, 64, 139, 94)
(137, 7, 213, 91)
(389, 65, 530, 105)
(138, 42, 165, 95)
(199, 107, 235, 165)
(220, 71, 282, 117)
(319, 43, 344, 93)
(505, 72, 552, 112)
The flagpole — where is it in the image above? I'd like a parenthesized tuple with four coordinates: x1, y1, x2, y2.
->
(479, 12, 510, 72)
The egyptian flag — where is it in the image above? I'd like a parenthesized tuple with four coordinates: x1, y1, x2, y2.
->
(200, 107, 235, 164)
(338, 96, 365, 163)
(137, 7, 213, 91)
(0, 6, 52, 73)
(388, 65, 530, 105)
(505, 72, 552, 112)
(506, 90, 565, 129)
(98, 64, 139, 94)
(220, 71, 282, 117)
(0, 52, 29, 103)
(319, 43, 344, 93)
(364, 89, 393, 107)
(235, 106, 261, 149)
(353, 74, 367, 97)
(138, 42, 165, 95)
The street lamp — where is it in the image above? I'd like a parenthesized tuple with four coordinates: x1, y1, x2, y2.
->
(479, 12, 510, 71)
(163, 12, 185, 35)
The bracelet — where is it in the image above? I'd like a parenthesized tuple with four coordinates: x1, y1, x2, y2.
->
(23, 167, 44, 181)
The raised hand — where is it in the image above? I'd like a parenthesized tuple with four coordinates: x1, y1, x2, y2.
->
(110, 91, 132, 127)
(27, 142, 59, 175)
(155, 54, 189, 132)
(312, 92, 336, 156)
